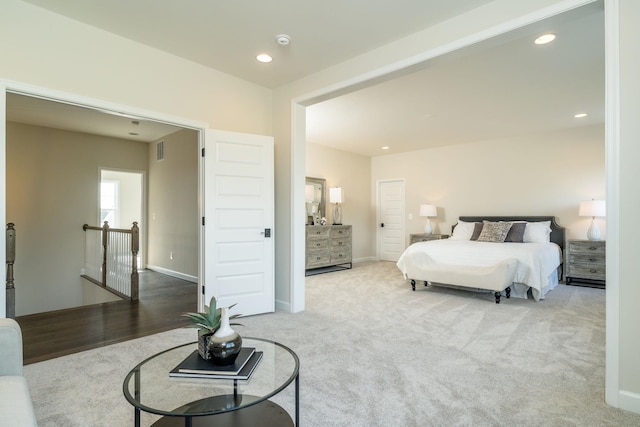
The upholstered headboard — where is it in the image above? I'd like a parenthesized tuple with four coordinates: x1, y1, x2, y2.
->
(455, 216, 565, 251)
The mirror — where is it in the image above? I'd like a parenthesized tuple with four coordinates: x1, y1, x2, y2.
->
(305, 177, 326, 225)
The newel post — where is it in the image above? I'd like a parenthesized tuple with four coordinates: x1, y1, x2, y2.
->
(130, 222, 139, 301)
(101, 221, 109, 287)
(6, 223, 16, 318)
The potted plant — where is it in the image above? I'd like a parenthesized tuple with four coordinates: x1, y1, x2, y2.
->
(182, 296, 242, 360)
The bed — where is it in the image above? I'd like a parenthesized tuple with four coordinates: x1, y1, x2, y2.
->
(396, 216, 565, 303)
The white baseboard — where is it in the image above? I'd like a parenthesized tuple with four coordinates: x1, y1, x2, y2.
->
(353, 256, 378, 263)
(619, 390, 640, 415)
(145, 265, 198, 283)
(275, 298, 291, 313)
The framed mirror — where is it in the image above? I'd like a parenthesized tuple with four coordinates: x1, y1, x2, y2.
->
(305, 177, 326, 225)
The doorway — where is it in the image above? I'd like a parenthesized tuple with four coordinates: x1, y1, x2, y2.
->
(377, 179, 406, 262)
(100, 169, 144, 267)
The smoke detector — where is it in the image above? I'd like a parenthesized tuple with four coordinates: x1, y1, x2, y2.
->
(275, 34, 290, 46)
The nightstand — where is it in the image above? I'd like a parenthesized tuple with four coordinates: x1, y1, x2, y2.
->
(565, 239, 605, 288)
(409, 233, 449, 245)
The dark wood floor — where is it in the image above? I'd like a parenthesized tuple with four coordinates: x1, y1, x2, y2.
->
(15, 270, 197, 365)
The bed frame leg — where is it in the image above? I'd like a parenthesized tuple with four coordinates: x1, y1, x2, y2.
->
(505, 286, 511, 299)
(494, 292, 501, 304)
(410, 279, 416, 291)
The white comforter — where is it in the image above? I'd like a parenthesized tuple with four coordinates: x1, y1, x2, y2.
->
(396, 240, 562, 300)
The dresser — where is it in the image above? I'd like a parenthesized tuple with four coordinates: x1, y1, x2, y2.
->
(409, 233, 449, 245)
(565, 239, 605, 288)
(306, 225, 352, 272)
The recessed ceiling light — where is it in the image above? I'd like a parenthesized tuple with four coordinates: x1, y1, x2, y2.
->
(381, 146, 390, 150)
(256, 53, 272, 63)
(574, 113, 588, 118)
(534, 33, 556, 45)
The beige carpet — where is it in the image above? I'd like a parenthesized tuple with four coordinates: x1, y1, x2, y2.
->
(24, 261, 640, 426)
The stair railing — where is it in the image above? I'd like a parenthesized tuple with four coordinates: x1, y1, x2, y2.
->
(82, 221, 139, 300)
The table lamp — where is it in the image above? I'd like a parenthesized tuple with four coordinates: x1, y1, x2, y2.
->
(579, 199, 606, 240)
(419, 204, 437, 235)
(329, 187, 343, 225)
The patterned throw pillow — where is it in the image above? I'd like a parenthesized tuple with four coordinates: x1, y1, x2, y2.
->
(477, 221, 513, 242)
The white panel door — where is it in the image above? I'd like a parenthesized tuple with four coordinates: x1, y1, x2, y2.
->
(378, 180, 405, 262)
(204, 129, 274, 316)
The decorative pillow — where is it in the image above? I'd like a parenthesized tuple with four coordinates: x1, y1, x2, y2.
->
(449, 220, 476, 241)
(477, 221, 513, 243)
(470, 222, 484, 241)
(504, 222, 527, 243)
(523, 221, 552, 243)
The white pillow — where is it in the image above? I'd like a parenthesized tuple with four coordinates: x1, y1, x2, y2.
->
(523, 221, 552, 243)
(450, 220, 475, 241)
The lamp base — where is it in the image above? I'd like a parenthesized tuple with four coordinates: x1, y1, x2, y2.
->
(423, 218, 432, 235)
(587, 218, 601, 241)
(332, 204, 342, 225)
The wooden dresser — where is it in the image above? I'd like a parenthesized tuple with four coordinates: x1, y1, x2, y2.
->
(565, 239, 605, 288)
(305, 225, 352, 272)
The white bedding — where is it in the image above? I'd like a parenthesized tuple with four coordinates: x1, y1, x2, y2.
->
(396, 239, 562, 301)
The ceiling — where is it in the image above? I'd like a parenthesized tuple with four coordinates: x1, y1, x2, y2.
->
(8, 1, 604, 156)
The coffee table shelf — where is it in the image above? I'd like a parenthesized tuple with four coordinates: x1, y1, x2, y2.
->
(123, 337, 299, 426)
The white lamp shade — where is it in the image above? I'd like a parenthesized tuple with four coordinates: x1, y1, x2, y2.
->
(579, 200, 606, 217)
(419, 204, 437, 217)
(329, 187, 343, 204)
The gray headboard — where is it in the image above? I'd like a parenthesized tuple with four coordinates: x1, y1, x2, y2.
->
(456, 216, 565, 251)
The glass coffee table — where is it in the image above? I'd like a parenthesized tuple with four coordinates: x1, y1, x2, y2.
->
(123, 337, 299, 426)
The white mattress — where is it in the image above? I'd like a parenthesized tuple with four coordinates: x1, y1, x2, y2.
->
(396, 240, 562, 301)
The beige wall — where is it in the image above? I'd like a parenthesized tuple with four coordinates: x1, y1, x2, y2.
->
(305, 143, 374, 261)
(147, 129, 199, 279)
(372, 125, 606, 244)
(6, 122, 148, 315)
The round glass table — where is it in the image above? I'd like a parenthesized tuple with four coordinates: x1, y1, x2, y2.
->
(123, 337, 299, 426)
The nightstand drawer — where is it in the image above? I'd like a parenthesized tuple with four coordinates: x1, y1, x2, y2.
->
(568, 253, 605, 266)
(567, 241, 605, 256)
(566, 264, 606, 280)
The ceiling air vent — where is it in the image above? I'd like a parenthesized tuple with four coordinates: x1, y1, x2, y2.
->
(156, 140, 165, 161)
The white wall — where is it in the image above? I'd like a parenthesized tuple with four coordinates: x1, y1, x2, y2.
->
(372, 125, 606, 244)
(306, 143, 374, 261)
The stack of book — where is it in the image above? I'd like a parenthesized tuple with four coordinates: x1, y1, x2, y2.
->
(169, 347, 263, 380)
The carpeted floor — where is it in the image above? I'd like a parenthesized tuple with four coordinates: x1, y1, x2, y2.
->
(24, 261, 640, 426)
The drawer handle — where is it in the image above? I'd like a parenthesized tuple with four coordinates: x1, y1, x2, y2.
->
(589, 247, 598, 251)
(316, 243, 321, 247)
(316, 256, 321, 260)
(589, 258, 597, 262)
(590, 269, 598, 273)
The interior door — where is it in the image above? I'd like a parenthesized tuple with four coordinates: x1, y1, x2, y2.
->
(378, 179, 406, 262)
(204, 129, 274, 316)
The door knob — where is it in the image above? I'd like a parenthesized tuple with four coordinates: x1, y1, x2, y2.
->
(381, 223, 385, 228)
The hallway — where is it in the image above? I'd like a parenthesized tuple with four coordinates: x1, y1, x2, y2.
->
(15, 270, 197, 364)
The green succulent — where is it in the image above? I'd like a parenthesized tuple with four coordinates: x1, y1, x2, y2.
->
(182, 296, 242, 334)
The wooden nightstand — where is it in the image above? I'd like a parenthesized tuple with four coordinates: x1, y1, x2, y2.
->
(565, 239, 605, 288)
(409, 233, 449, 245)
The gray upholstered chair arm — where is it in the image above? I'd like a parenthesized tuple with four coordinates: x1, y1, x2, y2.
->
(0, 318, 24, 376)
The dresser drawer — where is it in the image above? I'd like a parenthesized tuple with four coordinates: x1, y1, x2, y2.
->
(330, 226, 351, 238)
(307, 227, 330, 239)
(306, 250, 330, 269)
(330, 248, 352, 264)
(307, 239, 329, 251)
(330, 238, 350, 249)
